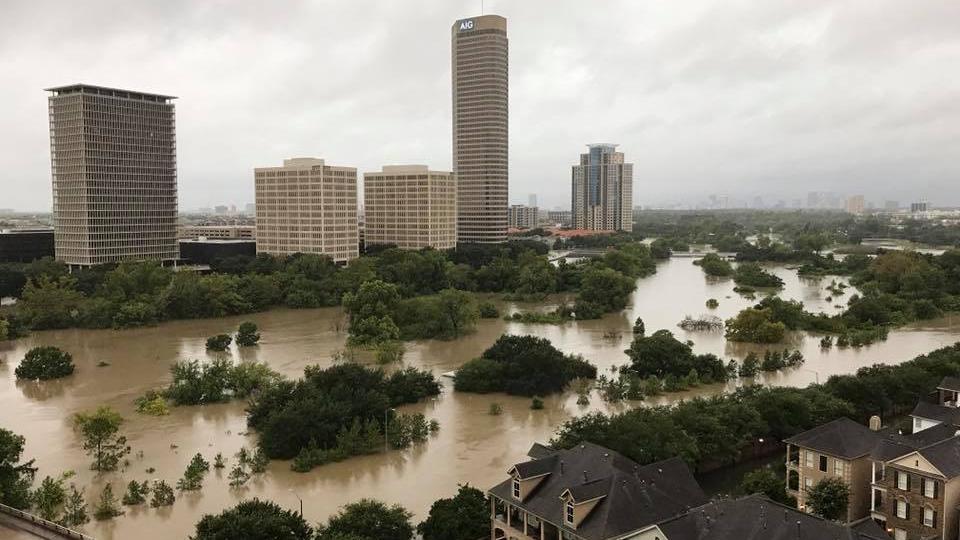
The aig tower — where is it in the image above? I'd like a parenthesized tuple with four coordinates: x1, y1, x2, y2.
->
(452, 15, 508, 244)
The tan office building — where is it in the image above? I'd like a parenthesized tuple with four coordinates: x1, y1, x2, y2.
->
(254, 158, 358, 263)
(363, 165, 456, 250)
(452, 15, 508, 244)
(572, 144, 633, 231)
(46, 84, 178, 266)
(178, 225, 256, 240)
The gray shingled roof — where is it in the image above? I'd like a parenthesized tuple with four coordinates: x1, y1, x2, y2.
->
(871, 423, 959, 461)
(917, 436, 960, 479)
(657, 495, 891, 540)
(938, 376, 960, 392)
(783, 417, 881, 459)
(911, 401, 960, 424)
(513, 455, 558, 479)
(489, 442, 707, 540)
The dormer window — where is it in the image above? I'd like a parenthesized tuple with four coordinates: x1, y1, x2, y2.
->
(565, 500, 575, 525)
(512, 478, 520, 499)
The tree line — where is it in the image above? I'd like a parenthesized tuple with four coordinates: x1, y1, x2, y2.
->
(552, 342, 960, 472)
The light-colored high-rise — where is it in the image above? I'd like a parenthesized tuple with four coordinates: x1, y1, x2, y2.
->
(571, 144, 633, 231)
(508, 204, 538, 230)
(254, 158, 358, 263)
(452, 15, 508, 244)
(46, 84, 178, 266)
(363, 165, 457, 250)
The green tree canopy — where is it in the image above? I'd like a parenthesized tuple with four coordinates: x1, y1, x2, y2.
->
(317, 499, 414, 540)
(192, 499, 313, 540)
(806, 477, 849, 521)
(417, 485, 489, 540)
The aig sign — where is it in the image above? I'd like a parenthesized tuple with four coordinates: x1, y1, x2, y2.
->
(458, 19, 474, 31)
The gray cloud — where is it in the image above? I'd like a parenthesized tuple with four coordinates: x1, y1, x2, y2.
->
(1, 0, 958, 211)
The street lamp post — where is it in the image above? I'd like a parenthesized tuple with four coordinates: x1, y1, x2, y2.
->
(288, 488, 302, 517)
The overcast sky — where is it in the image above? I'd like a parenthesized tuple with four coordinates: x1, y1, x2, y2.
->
(1, 0, 958, 211)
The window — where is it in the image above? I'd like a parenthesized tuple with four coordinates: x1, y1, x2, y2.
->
(512, 478, 520, 499)
(819, 455, 828, 472)
(896, 499, 909, 520)
(894, 529, 906, 540)
(804, 477, 813, 489)
(834, 460, 845, 476)
(897, 471, 909, 491)
(923, 507, 936, 527)
(805, 451, 814, 468)
(923, 478, 938, 499)
(565, 501, 575, 525)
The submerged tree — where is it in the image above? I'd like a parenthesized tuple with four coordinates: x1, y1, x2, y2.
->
(59, 484, 89, 528)
(150, 480, 175, 507)
(235, 322, 261, 347)
(93, 483, 122, 521)
(73, 406, 131, 471)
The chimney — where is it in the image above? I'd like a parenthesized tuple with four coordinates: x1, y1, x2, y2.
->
(560, 461, 565, 474)
(583, 471, 588, 482)
(869, 415, 882, 431)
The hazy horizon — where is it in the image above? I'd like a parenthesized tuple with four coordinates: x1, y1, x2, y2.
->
(1, 0, 958, 212)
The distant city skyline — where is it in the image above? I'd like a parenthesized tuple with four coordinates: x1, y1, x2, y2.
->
(1, 1, 959, 211)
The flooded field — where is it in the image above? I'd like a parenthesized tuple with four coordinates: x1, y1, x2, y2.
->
(2, 258, 958, 539)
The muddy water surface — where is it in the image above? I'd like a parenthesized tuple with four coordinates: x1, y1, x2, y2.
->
(1, 258, 958, 539)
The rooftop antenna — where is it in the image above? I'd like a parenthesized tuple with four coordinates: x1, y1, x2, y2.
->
(481, 0, 485, 15)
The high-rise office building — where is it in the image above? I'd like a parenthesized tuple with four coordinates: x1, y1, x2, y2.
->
(254, 158, 358, 263)
(452, 15, 508, 244)
(363, 165, 457, 250)
(528, 193, 538, 208)
(571, 144, 633, 231)
(845, 195, 865, 214)
(46, 84, 178, 266)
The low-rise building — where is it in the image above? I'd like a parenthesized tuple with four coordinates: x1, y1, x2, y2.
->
(488, 442, 707, 540)
(0, 228, 54, 262)
(178, 225, 256, 240)
(178, 239, 256, 264)
(784, 417, 883, 522)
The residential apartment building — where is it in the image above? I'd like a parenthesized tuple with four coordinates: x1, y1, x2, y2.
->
(488, 442, 707, 540)
(652, 494, 889, 540)
(785, 379, 960, 540)
(508, 204, 538, 230)
(546, 210, 572, 228)
(785, 417, 882, 522)
(572, 144, 633, 231)
(362, 165, 456, 250)
(178, 225, 256, 240)
(452, 15, 509, 244)
(870, 423, 960, 540)
(47, 84, 178, 266)
(254, 158, 358, 263)
(489, 442, 889, 540)
(911, 378, 960, 433)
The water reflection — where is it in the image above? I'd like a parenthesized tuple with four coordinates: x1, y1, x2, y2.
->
(0, 258, 957, 539)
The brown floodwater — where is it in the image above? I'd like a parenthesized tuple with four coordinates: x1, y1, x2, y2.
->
(1, 258, 958, 539)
